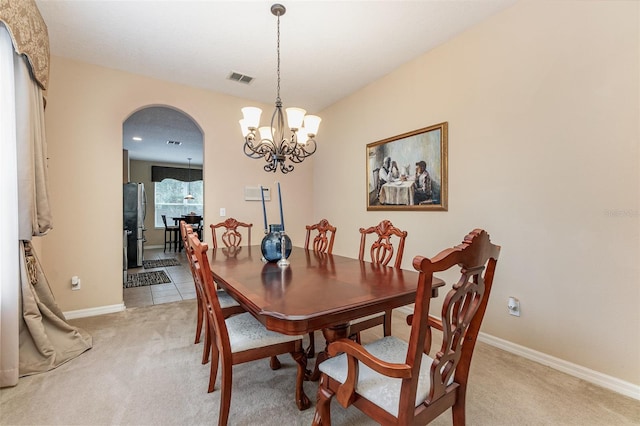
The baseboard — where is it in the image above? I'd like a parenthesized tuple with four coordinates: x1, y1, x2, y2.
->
(396, 306, 639, 400)
(477, 333, 640, 400)
(63, 303, 125, 320)
(144, 244, 163, 249)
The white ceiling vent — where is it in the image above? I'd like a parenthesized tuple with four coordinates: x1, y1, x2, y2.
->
(228, 72, 254, 84)
(166, 140, 182, 145)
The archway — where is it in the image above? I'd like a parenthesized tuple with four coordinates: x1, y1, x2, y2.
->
(122, 105, 203, 289)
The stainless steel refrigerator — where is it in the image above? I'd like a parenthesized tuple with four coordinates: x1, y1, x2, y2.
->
(123, 182, 146, 268)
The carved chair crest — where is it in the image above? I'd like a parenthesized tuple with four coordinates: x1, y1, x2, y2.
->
(305, 219, 336, 254)
(359, 219, 407, 268)
(210, 218, 252, 249)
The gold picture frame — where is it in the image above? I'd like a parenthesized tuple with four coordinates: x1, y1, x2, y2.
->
(366, 122, 448, 211)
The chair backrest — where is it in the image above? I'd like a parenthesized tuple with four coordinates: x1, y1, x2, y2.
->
(358, 219, 407, 269)
(179, 220, 193, 256)
(161, 214, 170, 228)
(180, 220, 206, 311)
(304, 219, 337, 254)
(210, 218, 252, 249)
(407, 229, 500, 423)
(331, 229, 500, 425)
(180, 220, 202, 290)
(188, 232, 232, 358)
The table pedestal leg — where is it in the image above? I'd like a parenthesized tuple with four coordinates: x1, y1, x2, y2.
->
(291, 349, 311, 410)
(307, 323, 350, 381)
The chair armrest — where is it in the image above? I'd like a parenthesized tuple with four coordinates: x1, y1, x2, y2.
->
(405, 313, 443, 331)
(427, 314, 443, 331)
(406, 313, 413, 326)
(327, 338, 412, 408)
(328, 338, 412, 379)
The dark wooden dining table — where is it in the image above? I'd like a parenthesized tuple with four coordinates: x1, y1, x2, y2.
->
(173, 215, 203, 247)
(208, 245, 445, 381)
(172, 215, 202, 226)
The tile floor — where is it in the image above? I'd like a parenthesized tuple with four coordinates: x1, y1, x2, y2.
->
(123, 247, 196, 308)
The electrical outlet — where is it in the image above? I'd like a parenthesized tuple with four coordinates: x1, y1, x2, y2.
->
(220, 208, 226, 217)
(508, 296, 520, 316)
(71, 276, 81, 291)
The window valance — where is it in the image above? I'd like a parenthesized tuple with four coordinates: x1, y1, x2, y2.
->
(151, 166, 202, 183)
(0, 0, 50, 90)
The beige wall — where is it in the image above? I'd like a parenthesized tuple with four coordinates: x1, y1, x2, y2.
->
(41, 56, 314, 312)
(314, 1, 639, 385)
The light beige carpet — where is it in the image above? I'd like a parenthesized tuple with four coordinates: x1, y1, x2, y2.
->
(1, 300, 638, 425)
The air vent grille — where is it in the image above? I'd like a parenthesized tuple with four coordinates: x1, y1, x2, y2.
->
(166, 140, 182, 145)
(228, 72, 254, 84)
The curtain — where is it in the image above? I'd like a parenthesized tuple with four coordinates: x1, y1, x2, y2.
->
(0, 2, 92, 388)
(0, 0, 50, 90)
(19, 242, 92, 376)
(151, 165, 203, 182)
(0, 22, 20, 388)
(14, 22, 52, 239)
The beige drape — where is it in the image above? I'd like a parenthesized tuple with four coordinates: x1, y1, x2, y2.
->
(0, 0, 50, 90)
(1, 0, 53, 236)
(19, 242, 92, 376)
(0, 22, 21, 388)
(0, 1, 92, 388)
(14, 30, 52, 238)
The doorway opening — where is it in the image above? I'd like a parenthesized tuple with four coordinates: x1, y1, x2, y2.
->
(122, 105, 203, 307)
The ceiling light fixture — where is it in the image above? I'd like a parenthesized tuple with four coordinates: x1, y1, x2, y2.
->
(239, 3, 321, 174)
(184, 157, 194, 200)
(132, 136, 142, 141)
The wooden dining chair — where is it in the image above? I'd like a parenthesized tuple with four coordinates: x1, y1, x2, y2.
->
(188, 232, 310, 425)
(304, 218, 337, 254)
(180, 221, 243, 365)
(161, 214, 180, 252)
(349, 219, 408, 340)
(313, 229, 501, 426)
(182, 214, 203, 240)
(303, 218, 337, 357)
(210, 218, 252, 249)
(209, 217, 287, 369)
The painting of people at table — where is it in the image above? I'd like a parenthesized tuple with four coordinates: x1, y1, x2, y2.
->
(414, 160, 432, 204)
(366, 122, 448, 211)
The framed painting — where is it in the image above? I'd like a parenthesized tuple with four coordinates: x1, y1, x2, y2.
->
(366, 122, 448, 211)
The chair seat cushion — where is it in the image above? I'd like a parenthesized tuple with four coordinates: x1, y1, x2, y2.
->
(217, 290, 240, 309)
(226, 313, 303, 353)
(318, 336, 435, 418)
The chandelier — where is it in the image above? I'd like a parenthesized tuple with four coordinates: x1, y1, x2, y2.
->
(240, 3, 321, 174)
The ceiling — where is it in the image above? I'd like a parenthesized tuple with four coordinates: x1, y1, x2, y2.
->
(122, 106, 204, 166)
(37, 0, 517, 166)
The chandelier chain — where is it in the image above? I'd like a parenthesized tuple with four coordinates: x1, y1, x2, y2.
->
(276, 10, 281, 103)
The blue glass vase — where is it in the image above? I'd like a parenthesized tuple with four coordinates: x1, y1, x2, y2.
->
(261, 224, 292, 262)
